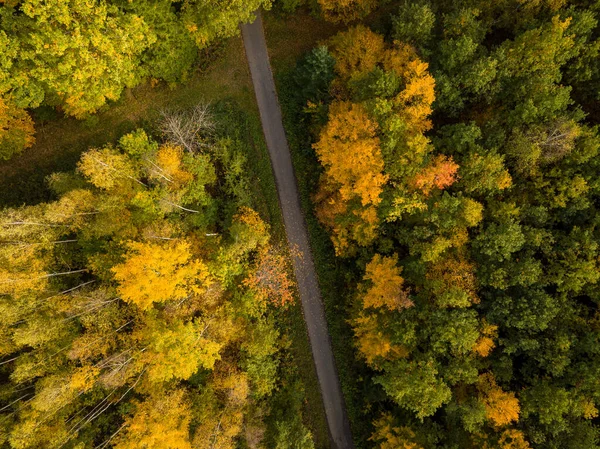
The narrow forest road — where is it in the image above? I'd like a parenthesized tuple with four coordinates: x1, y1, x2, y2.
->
(241, 11, 355, 449)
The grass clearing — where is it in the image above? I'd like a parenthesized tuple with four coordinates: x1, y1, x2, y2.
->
(0, 17, 329, 448)
(0, 36, 253, 207)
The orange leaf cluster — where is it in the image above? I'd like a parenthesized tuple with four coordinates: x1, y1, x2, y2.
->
(411, 155, 459, 196)
(244, 248, 295, 308)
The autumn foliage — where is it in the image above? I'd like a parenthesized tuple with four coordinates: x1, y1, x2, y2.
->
(362, 254, 412, 310)
(244, 247, 295, 307)
(370, 414, 424, 449)
(313, 100, 387, 254)
(410, 155, 459, 196)
(112, 240, 210, 310)
(0, 97, 35, 160)
(0, 126, 303, 448)
(292, 1, 600, 447)
(478, 373, 521, 427)
(318, 0, 378, 24)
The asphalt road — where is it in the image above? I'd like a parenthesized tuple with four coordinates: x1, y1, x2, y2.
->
(241, 12, 355, 449)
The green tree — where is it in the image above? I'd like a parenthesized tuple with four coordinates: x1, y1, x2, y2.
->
(0, 0, 152, 117)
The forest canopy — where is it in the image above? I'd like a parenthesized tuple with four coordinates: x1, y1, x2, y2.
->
(2, 0, 600, 448)
(0, 107, 315, 448)
(288, 0, 600, 447)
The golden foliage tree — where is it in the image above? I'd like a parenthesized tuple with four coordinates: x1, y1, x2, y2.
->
(370, 414, 424, 449)
(318, 0, 378, 24)
(498, 429, 531, 449)
(314, 101, 387, 206)
(362, 254, 412, 310)
(112, 240, 210, 310)
(313, 100, 387, 254)
(329, 25, 385, 80)
(0, 96, 35, 160)
(115, 389, 193, 449)
(478, 373, 521, 427)
(352, 314, 407, 367)
(137, 318, 223, 382)
(472, 321, 499, 357)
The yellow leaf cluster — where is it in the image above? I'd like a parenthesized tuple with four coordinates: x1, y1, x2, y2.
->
(0, 96, 35, 158)
(314, 176, 381, 256)
(362, 254, 412, 310)
(318, 0, 378, 23)
(498, 429, 531, 449)
(115, 389, 192, 449)
(478, 373, 521, 427)
(370, 414, 424, 449)
(472, 321, 499, 357)
(313, 100, 387, 255)
(394, 59, 436, 134)
(112, 240, 210, 310)
(153, 144, 193, 187)
(329, 25, 385, 79)
(352, 314, 407, 366)
(139, 319, 222, 383)
(314, 101, 387, 206)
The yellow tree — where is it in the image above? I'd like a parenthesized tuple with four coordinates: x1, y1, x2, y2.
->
(352, 313, 407, 367)
(149, 143, 193, 188)
(313, 100, 387, 254)
(362, 254, 412, 310)
(112, 240, 210, 310)
(136, 317, 222, 383)
(312, 175, 380, 255)
(318, 0, 378, 24)
(314, 101, 387, 206)
(472, 321, 499, 357)
(477, 372, 521, 426)
(329, 25, 385, 80)
(114, 389, 192, 449)
(392, 58, 436, 135)
(192, 366, 250, 449)
(1, 0, 152, 118)
(0, 96, 35, 160)
(498, 429, 531, 449)
(370, 414, 424, 449)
